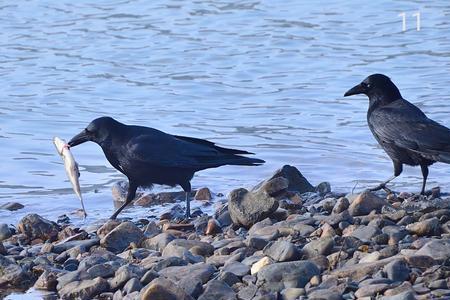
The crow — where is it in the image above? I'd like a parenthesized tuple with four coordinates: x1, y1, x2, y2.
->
(68, 117, 264, 219)
(344, 73, 450, 194)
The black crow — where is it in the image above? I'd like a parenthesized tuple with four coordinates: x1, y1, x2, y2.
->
(68, 117, 264, 219)
(344, 73, 450, 194)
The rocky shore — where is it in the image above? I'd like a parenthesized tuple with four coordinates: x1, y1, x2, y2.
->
(1, 165, 450, 300)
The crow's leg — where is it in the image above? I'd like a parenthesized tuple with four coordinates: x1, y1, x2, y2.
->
(110, 181, 137, 219)
(420, 164, 429, 195)
(180, 181, 192, 220)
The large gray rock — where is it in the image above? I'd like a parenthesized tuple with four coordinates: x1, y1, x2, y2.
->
(198, 280, 237, 300)
(0, 224, 12, 241)
(100, 221, 144, 253)
(263, 241, 301, 262)
(256, 261, 320, 292)
(159, 263, 216, 284)
(165, 239, 214, 257)
(141, 278, 194, 300)
(302, 237, 334, 258)
(58, 277, 109, 300)
(228, 179, 281, 228)
(141, 232, 176, 251)
(384, 259, 410, 282)
(18, 214, 59, 241)
(0, 254, 32, 288)
(348, 191, 387, 216)
(415, 239, 450, 262)
(262, 165, 314, 194)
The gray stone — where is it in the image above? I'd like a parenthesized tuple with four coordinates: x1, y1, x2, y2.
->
(262, 165, 314, 194)
(406, 217, 440, 236)
(0, 255, 32, 288)
(123, 277, 142, 295)
(332, 197, 349, 214)
(140, 277, 193, 300)
(179, 277, 203, 298)
(140, 270, 159, 285)
(58, 277, 109, 300)
(0, 224, 12, 241)
(384, 259, 410, 282)
(307, 289, 341, 300)
(256, 261, 320, 292)
(166, 239, 214, 257)
(162, 244, 204, 264)
(302, 237, 334, 258)
(415, 239, 450, 262)
(380, 290, 416, 300)
(34, 270, 59, 291)
(198, 280, 237, 300)
(57, 270, 92, 290)
(53, 238, 100, 254)
(228, 183, 280, 228)
(100, 221, 144, 253)
(355, 283, 390, 298)
(263, 240, 301, 262)
(159, 263, 216, 284)
(222, 261, 250, 277)
(141, 232, 176, 251)
(0, 202, 24, 211)
(350, 225, 381, 242)
(109, 264, 146, 291)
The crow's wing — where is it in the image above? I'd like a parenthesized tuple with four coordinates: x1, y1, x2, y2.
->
(123, 132, 260, 170)
(369, 100, 450, 162)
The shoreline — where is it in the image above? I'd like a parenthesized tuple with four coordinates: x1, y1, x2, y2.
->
(1, 165, 450, 299)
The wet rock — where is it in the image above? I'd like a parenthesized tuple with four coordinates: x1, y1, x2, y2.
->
(0, 254, 32, 288)
(97, 219, 121, 239)
(179, 277, 203, 298)
(0, 224, 12, 241)
(198, 280, 236, 300)
(18, 214, 59, 242)
(0, 243, 6, 255)
(141, 277, 193, 300)
(123, 277, 142, 295)
(140, 270, 159, 285)
(348, 191, 387, 216)
(195, 187, 212, 201)
(256, 261, 320, 292)
(34, 270, 58, 291)
(87, 263, 117, 278)
(406, 217, 440, 236)
(53, 238, 100, 254)
(228, 180, 281, 228)
(302, 237, 334, 258)
(384, 259, 410, 282)
(57, 270, 92, 290)
(159, 263, 216, 284)
(415, 239, 450, 262)
(100, 221, 144, 253)
(263, 165, 314, 194)
(109, 264, 145, 291)
(58, 277, 109, 300)
(0, 202, 24, 211)
(263, 240, 301, 262)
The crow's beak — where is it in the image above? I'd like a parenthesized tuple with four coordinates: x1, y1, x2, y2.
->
(344, 83, 365, 97)
(68, 129, 90, 147)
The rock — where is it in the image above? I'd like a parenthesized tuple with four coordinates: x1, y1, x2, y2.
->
(162, 244, 203, 264)
(384, 259, 410, 282)
(222, 261, 250, 277)
(140, 270, 159, 285)
(302, 237, 334, 258)
(53, 238, 100, 254)
(381, 290, 416, 300)
(0, 224, 12, 241)
(406, 217, 440, 236)
(0, 202, 24, 211)
(100, 221, 144, 253)
(331, 255, 402, 280)
(195, 187, 212, 201)
(348, 191, 387, 216)
(256, 261, 320, 292)
(251, 256, 273, 275)
(97, 219, 121, 239)
(263, 241, 301, 262)
(123, 277, 142, 295)
(228, 183, 280, 228)
(179, 277, 203, 298)
(58, 277, 109, 300)
(281, 288, 306, 300)
(34, 270, 58, 291)
(247, 237, 269, 250)
(198, 280, 236, 300)
(0, 255, 32, 288)
(332, 197, 349, 214)
(18, 214, 59, 241)
(348, 225, 381, 242)
(109, 264, 145, 291)
(165, 239, 214, 256)
(159, 263, 216, 284)
(142, 233, 176, 251)
(206, 218, 222, 235)
(404, 255, 436, 268)
(0, 243, 5, 255)
(415, 239, 450, 262)
(308, 289, 341, 300)
(162, 223, 194, 232)
(141, 277, 193, 300)
(355, 283, 390, 298)
(263, 165, 315, 194)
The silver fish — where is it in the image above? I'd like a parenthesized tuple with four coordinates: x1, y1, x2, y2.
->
(53, 136, 87, 218)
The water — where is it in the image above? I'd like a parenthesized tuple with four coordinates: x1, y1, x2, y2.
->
(1, 0, 450, 226)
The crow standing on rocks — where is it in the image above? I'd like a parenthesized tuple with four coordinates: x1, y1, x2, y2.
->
(68, 117, 264, 219)
(344, 73, 450, 194)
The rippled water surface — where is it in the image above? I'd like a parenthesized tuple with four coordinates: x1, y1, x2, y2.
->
(1, 1, 450, 225)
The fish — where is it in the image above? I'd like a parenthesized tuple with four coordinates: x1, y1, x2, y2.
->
(53, 136, 87, 218)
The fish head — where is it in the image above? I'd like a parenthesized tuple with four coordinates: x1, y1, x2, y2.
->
(53, 137, 68, 155)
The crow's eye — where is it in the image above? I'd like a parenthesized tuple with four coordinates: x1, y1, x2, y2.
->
(366, 83, 371, 88)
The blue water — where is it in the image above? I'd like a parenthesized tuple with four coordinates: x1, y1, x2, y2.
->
(1, 0, 450, 225)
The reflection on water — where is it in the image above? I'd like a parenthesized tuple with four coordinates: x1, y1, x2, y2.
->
(1, 0, 450, 223)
